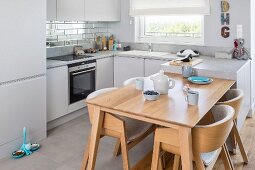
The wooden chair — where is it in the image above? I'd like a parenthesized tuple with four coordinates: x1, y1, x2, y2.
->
(217, 89, 248, 163)
(81, 87, 155, 170)
(151, 105, 235, 170)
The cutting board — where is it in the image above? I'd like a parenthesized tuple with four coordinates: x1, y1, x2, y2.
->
(169, 58, 203, 66)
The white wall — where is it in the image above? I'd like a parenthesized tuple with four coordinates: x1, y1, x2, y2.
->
(250, 0, 255, 114)
(109, 0, 251, 48)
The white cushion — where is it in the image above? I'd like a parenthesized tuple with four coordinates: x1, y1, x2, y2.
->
(87, 87, 117, 100)
(200, 149, 220, 167)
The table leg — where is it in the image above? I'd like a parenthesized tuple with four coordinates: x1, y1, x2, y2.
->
(87, 106, 104, 170)
(179, 127, 193, 170)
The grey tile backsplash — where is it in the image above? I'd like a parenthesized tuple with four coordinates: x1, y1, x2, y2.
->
(46, 21, 109, 47)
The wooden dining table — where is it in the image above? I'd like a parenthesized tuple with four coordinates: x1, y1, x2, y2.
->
(85, 73, 235, 170)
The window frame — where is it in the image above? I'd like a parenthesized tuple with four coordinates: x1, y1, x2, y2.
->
(136, 16, 205, 45)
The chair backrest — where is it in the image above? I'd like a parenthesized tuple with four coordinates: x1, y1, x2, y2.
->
(86, 87, 117, 123)
(192, 105, 234, 153)
(123, 77, 145, 86)
(217, 89, 243, 119)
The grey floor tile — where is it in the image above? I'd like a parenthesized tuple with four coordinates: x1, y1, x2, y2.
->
(0, 114, 154, 170)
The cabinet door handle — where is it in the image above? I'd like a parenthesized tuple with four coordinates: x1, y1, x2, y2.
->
(71, 68, 96, 76)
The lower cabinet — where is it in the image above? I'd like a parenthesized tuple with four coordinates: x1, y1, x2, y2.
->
(96, 57, 114, 90)
(114, 56, 145, 87)
(47, 66, 68, 122)
(145, 59, 168, 76)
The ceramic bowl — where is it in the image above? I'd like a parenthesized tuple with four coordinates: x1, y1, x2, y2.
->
(12, 150, 25, 159)
(143, 91, 160, 101)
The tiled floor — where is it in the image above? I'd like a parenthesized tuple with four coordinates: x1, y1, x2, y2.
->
(0, 113, 153, 170)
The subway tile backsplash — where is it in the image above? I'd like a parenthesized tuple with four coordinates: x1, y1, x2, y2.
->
(46, 21, 110, 47)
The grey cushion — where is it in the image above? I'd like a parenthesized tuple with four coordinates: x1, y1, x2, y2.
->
(201, 149, 220, 167)
(121, 116, 153, 142)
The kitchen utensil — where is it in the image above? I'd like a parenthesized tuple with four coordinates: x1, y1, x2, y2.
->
(169, 58, 203, 67)
(182, 66, 195, 78)
(185, 90, 199, 105)
(150, 70, 175, 95)
(143, 90, 160, 101)
(135, 78, 144, 90)
(188, 76, 213, 85)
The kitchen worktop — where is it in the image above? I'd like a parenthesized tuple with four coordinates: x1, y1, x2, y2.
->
(47, 50, 179, 69)
(47, 51, 122, 69)
(161, 56, 250, 80)
(47, 50, 250, 74)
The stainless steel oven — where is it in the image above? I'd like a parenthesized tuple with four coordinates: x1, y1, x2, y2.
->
(68, 59, 96, 104)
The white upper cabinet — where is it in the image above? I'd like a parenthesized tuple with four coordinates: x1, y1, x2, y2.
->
(85, 0, 120, 21)
(47, 0, 57, 21)
(57, 0, 85, 21)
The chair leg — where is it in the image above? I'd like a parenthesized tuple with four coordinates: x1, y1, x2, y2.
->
(224, 144, 235, 170)
(229, 129, 237, 154)
(113, 139, 121, 156)
(120, 134, 130, 170)
(151, 141, 161, 170)
(173, 155, 181, 170)
(233, 122, 248, 163)
(221, 145, 234, 170)
(194, 154, 205, 170)
(80, 136, 90, 170)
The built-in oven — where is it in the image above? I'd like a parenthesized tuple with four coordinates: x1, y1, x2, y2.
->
(68, 59, 96, 104)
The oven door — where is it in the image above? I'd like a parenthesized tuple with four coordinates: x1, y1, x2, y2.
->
(69, 67, 96, 104)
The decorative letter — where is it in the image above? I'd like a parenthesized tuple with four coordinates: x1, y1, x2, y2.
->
(221, 26, 230, 38)
(221, 1, 230, 12)
(221, 13, 230, 25)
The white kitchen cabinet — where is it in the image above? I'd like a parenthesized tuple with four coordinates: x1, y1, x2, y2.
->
(114, 56, 144, 87)
(47, 0, 57, 21)
(0, 77, 46, 153)
(47, 66, 68, 122)
(57, 0, 85, 21)
(145, 59, 168, 76)
(96, 57, 114, 90)
(85, 0, 120, 21)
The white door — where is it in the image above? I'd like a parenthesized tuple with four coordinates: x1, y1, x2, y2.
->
(47, 0, 57, 21)
(96, 57, 114, 90)
(0, 0, 46, 83)
(114, 57, 144, 87)
(145, 59, 167, 76)
(57, 0, 85, 21)
(85, 0, 120, 21)
(47, 66, 68, 122)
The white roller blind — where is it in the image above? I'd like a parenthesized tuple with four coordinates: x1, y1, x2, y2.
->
(130, 0, 211, 16)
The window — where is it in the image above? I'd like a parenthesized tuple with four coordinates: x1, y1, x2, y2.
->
(137, 15, 204, 45)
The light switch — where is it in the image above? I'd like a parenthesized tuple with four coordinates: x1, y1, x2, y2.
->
(237, 25, 243, 39)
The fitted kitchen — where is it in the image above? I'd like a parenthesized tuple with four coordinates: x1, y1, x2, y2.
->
(0, 0, 255, 169)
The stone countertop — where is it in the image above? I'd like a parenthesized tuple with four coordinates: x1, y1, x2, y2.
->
(116, 50, 179, 60)
(47, 51, 122, 69)
(161, 56, 250, 80)
(47, 50, 180, 69)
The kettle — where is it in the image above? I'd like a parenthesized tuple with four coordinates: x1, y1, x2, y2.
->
(150, 70, 175, 95)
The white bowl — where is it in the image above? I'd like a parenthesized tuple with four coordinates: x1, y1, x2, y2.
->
(143, 91, 160, 101)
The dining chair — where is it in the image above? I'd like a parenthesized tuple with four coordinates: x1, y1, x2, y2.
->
(217, 89, 248, 163)
(151, 105, 235, 170)
(81, 87, 155, 170)
(123, 77, 145, 86)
